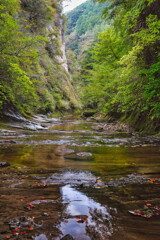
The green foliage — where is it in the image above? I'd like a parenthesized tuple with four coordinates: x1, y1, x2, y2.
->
(0, 0, 79, 115)
(79, 0, 160, 131)
(20, 0, 55, 31)
(140, 55, 160, 118)
(0, 0, 49, 114)
(66, 0, 108, 35)
(65, 0, 108, 56)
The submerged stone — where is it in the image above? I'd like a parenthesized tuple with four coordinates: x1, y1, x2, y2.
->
(54, 146, 75, 156)
(64, 152, 94, 161)
(61, 234, 74, 240)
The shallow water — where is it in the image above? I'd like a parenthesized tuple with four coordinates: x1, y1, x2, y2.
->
(0, 118, 160, 240)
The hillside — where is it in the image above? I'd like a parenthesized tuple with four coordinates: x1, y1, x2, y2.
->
(0, 0, 80, 118)
(65, 0, 109, 55)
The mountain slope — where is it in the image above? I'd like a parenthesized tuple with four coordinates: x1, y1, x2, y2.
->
(65, 0, 109, 55)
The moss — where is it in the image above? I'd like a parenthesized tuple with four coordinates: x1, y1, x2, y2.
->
(120, 111, 160, 134)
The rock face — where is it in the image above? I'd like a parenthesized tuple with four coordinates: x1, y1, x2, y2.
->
(0, 0, 80, 119)
(37, 0, 80, 111)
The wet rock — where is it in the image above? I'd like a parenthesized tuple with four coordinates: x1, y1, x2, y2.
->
(102, 174, 160, 188)
(61, 234, 74, 240)
(10, 120, 48, 131)
(0, 129, 17, 136)
(0, 162, 10, 168)
(0, 140, 17, 144)
(77, 152, 92, 157)
(35, 234, 48, 240)
(45, 170, 96, 185)
(9, 216, 42, 229)
(92, 123, 131, 133)
(65, 152, 94, 161)
(82, 111, 96, 118)
(30, 199, 56, 205)
(2, 105, 26, 122)
(54, 146, 75, 156)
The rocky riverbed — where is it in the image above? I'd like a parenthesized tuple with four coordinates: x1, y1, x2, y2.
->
(0, 115, 160, 240)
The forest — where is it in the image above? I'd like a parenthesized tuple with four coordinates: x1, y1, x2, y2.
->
(79, 0, 160, 132)
(0, 0, 160, 132)
(66, 0, 160, 132)
(0, 1, 160, 239)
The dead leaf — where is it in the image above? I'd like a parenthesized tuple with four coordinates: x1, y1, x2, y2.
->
(28, 227, 34, 231)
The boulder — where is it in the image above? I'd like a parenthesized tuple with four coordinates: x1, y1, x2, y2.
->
(82, 111, 96, 118)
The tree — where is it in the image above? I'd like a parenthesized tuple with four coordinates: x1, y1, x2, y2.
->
(80, 0, 160, 130)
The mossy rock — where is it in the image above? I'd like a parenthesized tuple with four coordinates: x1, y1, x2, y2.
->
(64, 152, 94, 161)
(82, 110, 97, 118)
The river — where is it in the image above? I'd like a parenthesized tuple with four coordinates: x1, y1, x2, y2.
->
(0, 116, 160, 240)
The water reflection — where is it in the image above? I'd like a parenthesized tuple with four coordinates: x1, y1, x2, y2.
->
(58, 185, 114, 240)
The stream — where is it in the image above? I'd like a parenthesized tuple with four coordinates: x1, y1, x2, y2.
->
(0, 115, 160, 240)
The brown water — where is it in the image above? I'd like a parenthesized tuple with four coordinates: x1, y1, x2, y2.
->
(0, 118, 160, 240)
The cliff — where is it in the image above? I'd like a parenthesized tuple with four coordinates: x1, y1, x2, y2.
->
(0, 0, 80, 118)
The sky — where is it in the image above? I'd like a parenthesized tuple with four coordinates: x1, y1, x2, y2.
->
(63, 0, 87, 13)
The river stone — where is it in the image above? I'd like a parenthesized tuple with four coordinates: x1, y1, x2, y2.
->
(0, 162, 10, 167)
(82, 111, 96, 118)
(61, 234, 74, 240)
(64, 152, 94, 161)
(54, 146, 75, 156)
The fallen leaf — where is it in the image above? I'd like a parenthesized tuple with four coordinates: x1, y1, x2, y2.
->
(151, 179, 157, 182)
(83, 219, 88, 222)
(40, 197, 46, 199)
(77, 220, 85, 223)
(97, 179, 102, 183)
(14, 228, 20, 232)
(12, 231, 19, 236)
(28, 227, 34, 231)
